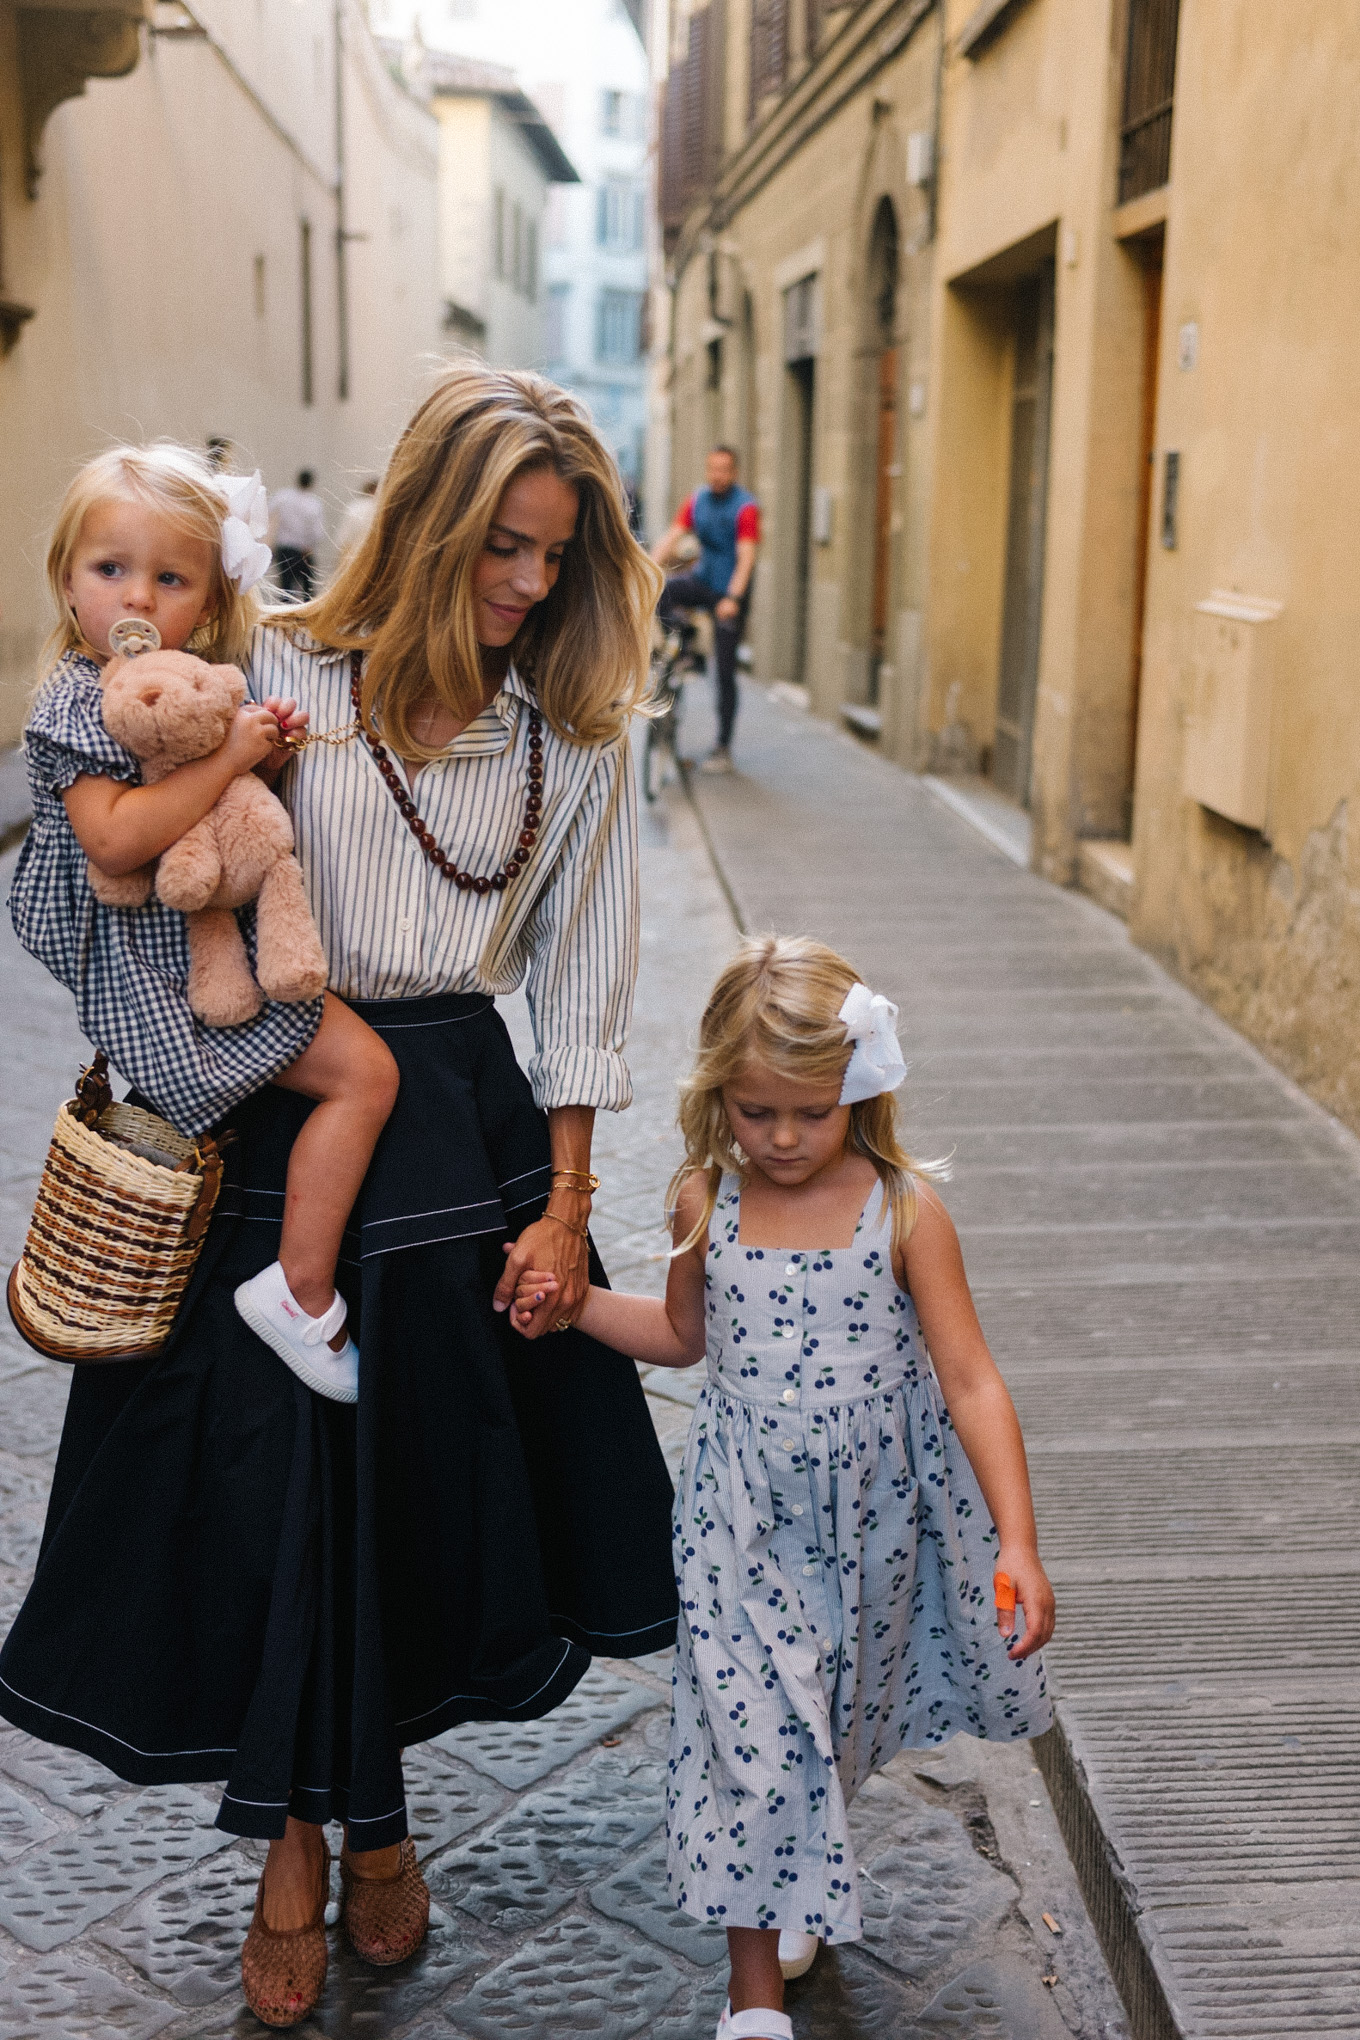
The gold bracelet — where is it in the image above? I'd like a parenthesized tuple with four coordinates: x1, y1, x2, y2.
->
(542, 1209, 590, 1241)
(551, 1170, 600, 1192)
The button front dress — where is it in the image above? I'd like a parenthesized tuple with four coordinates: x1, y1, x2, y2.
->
(667, 1175, 1051, 1944)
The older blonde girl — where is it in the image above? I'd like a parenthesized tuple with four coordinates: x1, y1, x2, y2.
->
(513, 935, 1054, 2040)
(0, 371, 678, 2028)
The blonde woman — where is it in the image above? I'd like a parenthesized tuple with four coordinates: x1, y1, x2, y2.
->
(510, 936, 1054, 2040)
(0, 369, 677, 2027)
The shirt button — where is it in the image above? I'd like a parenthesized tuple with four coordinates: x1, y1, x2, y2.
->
(802, 1562, 818, 1576)
(785, 1262, 800, 1277)
(781, 1388, 796, 1404)
(398, 915, 413, 933)
(781, 1439, 795, 1453)
(791, 1504, 804, 1517)
(782, 1326, 798, 1340)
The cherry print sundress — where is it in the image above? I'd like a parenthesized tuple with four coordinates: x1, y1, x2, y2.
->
(666, 1173, 1051, 1943)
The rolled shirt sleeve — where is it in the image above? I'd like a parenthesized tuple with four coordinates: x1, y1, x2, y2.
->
(522, 735, 639, 1112)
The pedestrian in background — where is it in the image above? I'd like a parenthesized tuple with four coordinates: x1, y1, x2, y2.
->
(510, 935, 1054, 2040)
(334, 476, 379, 568)
(270, 467, 326, 599)
(654, 444, 759, 774)
(1, 370, 677, 2030)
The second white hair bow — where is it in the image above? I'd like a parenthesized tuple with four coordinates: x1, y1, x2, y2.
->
(216, 471, 273, 594)
(838, 982, 907, 1105)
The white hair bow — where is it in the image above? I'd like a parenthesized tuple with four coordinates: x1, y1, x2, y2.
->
(838, 982, 907, 1105)
(216, 471, 273, 594)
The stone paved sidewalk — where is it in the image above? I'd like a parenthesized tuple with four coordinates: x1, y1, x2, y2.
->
(0, 752, 1128, 2039)
(685, 685, 1360, 2040)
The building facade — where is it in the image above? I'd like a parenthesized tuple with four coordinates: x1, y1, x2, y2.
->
(373, 0, 651, 492)
(395, 45, 578, 369)
(0, 0, 443, 746)
(658, 0, 1360, 1136)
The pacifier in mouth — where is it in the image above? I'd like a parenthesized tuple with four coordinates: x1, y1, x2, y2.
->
(108, 618, 162, 658)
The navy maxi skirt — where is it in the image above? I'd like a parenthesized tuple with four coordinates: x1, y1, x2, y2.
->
(0, 993, 677, 1848)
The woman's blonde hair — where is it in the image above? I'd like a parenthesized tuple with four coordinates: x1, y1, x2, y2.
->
(279, 362, 662, 755)
(669, 934, 948, 1260)
(42, 443, 258, 675)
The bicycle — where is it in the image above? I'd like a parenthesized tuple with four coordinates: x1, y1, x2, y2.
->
(643, 613, 708, 802)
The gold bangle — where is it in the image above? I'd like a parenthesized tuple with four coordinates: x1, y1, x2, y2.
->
(542, 1210, 589, 1241)
(551, 1170, 600, 1192)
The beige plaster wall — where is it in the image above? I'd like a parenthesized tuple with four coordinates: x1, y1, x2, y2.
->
(0, 0, 442, 745)
(1129, 1, 1360, 1129)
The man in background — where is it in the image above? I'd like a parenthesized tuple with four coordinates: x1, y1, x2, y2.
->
(653, 445, 760, 774)
(270, 469, 326, 600)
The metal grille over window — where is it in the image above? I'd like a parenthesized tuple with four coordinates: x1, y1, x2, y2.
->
(1119, 0, 1181, 202)
(749, 0, 789, 119)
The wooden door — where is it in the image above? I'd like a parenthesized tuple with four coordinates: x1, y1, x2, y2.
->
(1127, 244, 1163, 811)
(790, 358, 815, 685)
(870, 345, 899, 700)
(993, 265, 1055, 806)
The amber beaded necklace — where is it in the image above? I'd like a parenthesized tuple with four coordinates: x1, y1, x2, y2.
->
(348, 650, 543, 895)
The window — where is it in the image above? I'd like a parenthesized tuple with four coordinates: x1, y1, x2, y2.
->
(493, 188, 506, 278)
(749, 0, 788, 119)
(546, 282, 571, 363)
(597, 288, 644, 364)
(525, 220, 538, 302)
(596, 178, 645, 252)
(1119, 0, 1181, 201)
(601, 88, 644, 139)
(512, 202, 523, 292)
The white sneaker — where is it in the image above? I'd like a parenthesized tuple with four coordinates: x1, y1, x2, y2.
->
(699, 747, 734, 775)
(715, 2005, 794, 2040)
(778, 1929, 820, 1979)
(234, 1261, 359, 1404)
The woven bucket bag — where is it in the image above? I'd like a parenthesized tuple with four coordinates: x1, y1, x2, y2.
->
(7, 1053, 224, 1363)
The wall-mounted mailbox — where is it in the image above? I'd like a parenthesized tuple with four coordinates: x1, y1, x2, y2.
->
(1183, 592, 1283, 831)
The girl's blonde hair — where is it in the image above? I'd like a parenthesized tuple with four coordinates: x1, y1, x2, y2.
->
(669, 934, 947, 1260)
(42, 443, 258, 675)
(278, 361, 662, 756)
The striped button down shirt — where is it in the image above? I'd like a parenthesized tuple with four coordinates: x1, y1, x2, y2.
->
(246, 626, 638, 1112)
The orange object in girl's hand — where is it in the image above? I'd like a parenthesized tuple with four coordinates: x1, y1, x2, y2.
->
(994, 1571, 1017, 1616)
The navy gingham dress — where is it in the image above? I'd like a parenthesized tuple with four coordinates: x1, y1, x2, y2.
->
(9, 652, 323, 1135)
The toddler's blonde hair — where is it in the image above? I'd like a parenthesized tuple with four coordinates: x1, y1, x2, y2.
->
(42, 443, 259, 675)
(669, 934, 948, 1260)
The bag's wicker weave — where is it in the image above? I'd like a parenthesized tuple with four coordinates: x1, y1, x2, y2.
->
(7, 1055, 223, 1363)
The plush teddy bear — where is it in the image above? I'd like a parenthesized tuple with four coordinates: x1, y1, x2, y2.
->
(89, 649, 329, 1028)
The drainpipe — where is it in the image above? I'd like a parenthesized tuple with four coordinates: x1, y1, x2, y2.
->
(928, 0, 944, 242)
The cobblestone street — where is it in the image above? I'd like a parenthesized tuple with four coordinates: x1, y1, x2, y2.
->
(18, 678, 1355, 2037)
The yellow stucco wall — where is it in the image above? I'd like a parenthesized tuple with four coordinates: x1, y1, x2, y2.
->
(1129, 2, 1360, 1126)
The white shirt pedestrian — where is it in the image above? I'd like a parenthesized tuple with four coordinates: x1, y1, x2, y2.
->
(270, 483, 326, 554)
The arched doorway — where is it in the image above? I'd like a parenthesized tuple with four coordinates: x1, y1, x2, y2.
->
(865, 198, 899, 707)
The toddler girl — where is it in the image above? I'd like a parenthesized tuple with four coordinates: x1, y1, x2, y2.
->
(10, 444, 397, 1400)
(509, 935, 1054, 2039)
